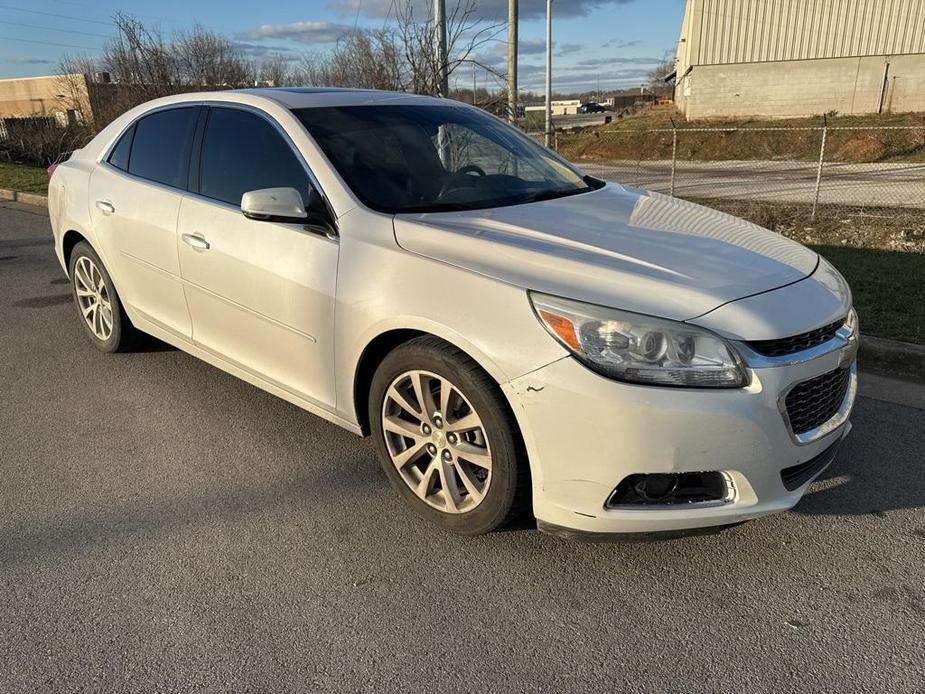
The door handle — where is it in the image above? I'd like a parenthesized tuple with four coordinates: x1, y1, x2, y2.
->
(181, 233, 210, 251)
(95, 200, 115, 215)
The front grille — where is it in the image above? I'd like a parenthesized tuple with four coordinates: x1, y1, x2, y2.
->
(780, 438, 844, 491)
(748, 319, 844, 358)
(785, 367, 851, 436)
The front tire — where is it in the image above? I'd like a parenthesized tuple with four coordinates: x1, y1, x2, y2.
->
(68, 241, 136, 352)
(369, 336, 530, 535)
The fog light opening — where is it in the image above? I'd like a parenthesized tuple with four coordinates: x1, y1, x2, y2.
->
(633, 474, 678, 502)
(607, 471, 732, 508)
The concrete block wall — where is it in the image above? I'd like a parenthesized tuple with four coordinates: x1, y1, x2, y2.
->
(678, 54, 925, 119)
(886, 54, 925, 113)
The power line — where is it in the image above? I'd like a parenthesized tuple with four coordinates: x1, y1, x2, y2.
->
(48, 0, 105, 8)
(0, 35, 100, 49)
(0, 19, 112, 38)
(0, 4, 112, 26)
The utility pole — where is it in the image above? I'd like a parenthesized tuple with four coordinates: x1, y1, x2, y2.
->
(507, 0, 518, 123)
(544, 0, 553, 147)
(434, 0, 448, 97)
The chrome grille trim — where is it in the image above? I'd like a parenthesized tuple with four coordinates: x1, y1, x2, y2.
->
(747, 319, 845, 358)
(778, 362, 858, 445)
(735, 320, 857, 369)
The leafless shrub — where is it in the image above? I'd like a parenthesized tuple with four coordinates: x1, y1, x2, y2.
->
(0, 117, 88, 166)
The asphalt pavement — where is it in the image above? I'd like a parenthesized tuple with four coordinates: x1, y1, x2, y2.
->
(1, 200, 923, 693)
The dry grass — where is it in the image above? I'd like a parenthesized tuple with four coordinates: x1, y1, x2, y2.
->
(687, 198, 925, 254)
(559, 106, 925, 163)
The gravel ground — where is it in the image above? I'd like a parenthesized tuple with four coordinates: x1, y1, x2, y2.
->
(1, 200, 923, 693)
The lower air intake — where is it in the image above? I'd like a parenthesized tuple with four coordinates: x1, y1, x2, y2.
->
(606, 471, 731, 508)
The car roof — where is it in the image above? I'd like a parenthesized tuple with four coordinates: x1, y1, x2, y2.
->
(230, 87, 448, 109)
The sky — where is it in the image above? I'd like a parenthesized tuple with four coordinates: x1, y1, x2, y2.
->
(0, 0, 685, 93)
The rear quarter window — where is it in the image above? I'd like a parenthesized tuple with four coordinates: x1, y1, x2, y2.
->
(107, 124, 134, 171)
(127, 107, 199, 189)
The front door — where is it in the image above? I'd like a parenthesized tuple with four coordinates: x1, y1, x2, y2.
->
(176, 106, 338, 409)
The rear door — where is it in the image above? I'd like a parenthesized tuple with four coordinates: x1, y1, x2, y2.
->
(88, 106, 201, 340)
(176, 106, 338, 409)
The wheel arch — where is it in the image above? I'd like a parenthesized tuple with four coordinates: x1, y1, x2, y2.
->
(351, 327, 515, 438)
(352, 329, 427, 436)
(61, 229, 90, 274)
(352, 327, 534, 517)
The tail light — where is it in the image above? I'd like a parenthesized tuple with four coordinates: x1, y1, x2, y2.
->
(47, 164, 58, 179)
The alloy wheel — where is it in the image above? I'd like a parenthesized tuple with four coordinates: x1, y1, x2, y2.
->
(381, 370, 492, 513)
(73, 256, 114, 341)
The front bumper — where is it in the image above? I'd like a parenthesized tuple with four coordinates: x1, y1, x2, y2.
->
(503, 337, 857, 535)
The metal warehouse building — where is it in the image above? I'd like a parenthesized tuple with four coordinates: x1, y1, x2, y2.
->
(672, 0, 925, 118)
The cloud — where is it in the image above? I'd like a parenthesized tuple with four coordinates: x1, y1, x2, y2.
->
(232, 42, 302, 60)
(481, 38, 581, 62)
(519, 39, 546, 55)
(604, 39, 642, 49)
(328, 0, 640, 21)
(6, 57, 55, 64)
(236, 21, 356, 45)
(521, 66, 651, 90)
(573, 55, 661, 67)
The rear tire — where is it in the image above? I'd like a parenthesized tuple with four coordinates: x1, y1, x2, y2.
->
(369, 336, 530, 535)
(68, 241, 136, 353)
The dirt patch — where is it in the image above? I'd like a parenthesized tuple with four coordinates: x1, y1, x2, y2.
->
(686, 198, 925, 254)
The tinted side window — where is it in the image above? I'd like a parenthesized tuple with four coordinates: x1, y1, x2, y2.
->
(199, 108, 309, 207)
(108, 124, 134, 171)
(128, 107, 199, 188)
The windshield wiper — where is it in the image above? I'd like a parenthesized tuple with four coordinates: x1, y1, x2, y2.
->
(519, 186, 594, 205)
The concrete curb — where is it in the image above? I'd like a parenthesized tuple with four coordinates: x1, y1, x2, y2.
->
(0, 188, 48, 207)
(860, 335, 925, 384)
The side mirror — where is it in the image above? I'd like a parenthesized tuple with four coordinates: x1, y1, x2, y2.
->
(241, 187, 308, 223)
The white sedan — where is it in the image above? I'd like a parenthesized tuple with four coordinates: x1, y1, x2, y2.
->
(47, 88, 858, 537)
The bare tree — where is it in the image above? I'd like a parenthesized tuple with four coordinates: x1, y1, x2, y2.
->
(646, 50, 676, 96)
(54, 0, 507, 141)
(174, 25, 250, 86)
(291, 0, 502, 96)
(101, 13, 182, 98)
(291, 30, 404, 90)
(257, 53, 291, 87)
(394, 0, 503, 96)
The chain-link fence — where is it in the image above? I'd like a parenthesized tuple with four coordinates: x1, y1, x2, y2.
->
(558, 124, 925, 213)
(554, 123, 925, 251)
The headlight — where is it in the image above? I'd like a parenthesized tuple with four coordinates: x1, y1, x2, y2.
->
(530, 292, 749, 388)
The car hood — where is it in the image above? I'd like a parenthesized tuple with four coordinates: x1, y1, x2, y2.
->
(393, 185, 819, 322)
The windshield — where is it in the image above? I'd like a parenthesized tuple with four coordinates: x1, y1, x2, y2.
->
(292, 104, 595, 214)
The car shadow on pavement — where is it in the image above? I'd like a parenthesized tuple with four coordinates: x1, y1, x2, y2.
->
(791, 398, 925, 520)
(0, 456, 386, 571)
(131, 334, 178, 353)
